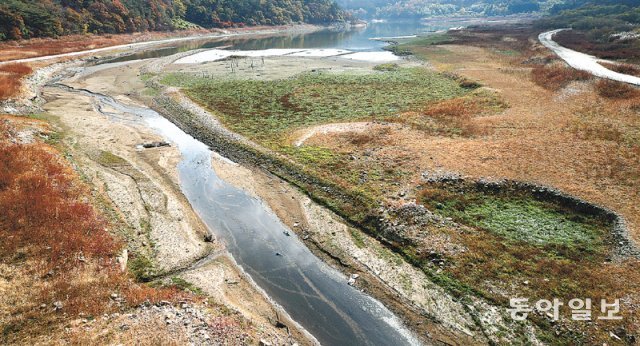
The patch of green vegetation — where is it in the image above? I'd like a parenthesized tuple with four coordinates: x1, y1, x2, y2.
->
(138, 219, 157, 249)
(349, 228, 367, 249)
(25, 113, 48, 121)
(140, 219, 151, 233)
(393, 36, 466, 63)
(389, 33, 455, 55)
(140, 73, 156, 82)
(96, 150, 127, 167)
(171, 18, 200, 30)
(43, 131, 63, 145)
(471, 88, 510, 112)
(398, 272, 412, 292)
(410, 183, 619, 340)
(141, 87, 159, 97)
(2, 322, 21, 338)
(170, 277, 203, 295)
(462, 199, 601, 247)
(384, 44, 413, 56)
(407, 33, 455, 46)
(373, 63, 400, 72)
(383, 34, 454, 57)
(376, 245, 404, 266)
(280, 145, 340, 166)
(128, 254, 156, 282)
(216, 302, 236, 316)
(162, 68, 468, 147)
(421, 188, 606, 249)
(159, 73, 198, 88)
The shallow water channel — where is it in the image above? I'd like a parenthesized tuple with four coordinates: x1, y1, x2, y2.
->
(54, 21, 478, 344)
(55, 82, 420, 345)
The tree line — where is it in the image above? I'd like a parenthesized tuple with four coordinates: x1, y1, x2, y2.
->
(0, 0, 347, 41)
(337, 0, 566, 19)
(536, 0, 640, 40)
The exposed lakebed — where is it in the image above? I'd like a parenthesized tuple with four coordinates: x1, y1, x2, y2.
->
(52, 79, 420, 345)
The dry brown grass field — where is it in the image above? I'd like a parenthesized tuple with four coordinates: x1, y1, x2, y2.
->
(401, 30, 639, 243)
(0, 63, 32, 100)
(291, 28, 640, 343)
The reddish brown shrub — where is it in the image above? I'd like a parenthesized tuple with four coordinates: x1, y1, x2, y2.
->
(0, 118, 188, 343)
(0, 144, 117, 267)
(0, 63, 32, 100)
(595, 79, 640, 99)
(554, 30, 640, 62)
(423, 98, 478, 118)
(0, 63, 32, 75)
(531, 64, 592, 91)
(395, 98, 491, 138)
(599, 62, 640, 77)
(0, 75, 21, 99)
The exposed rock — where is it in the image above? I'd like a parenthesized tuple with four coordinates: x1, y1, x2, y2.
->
(117, 249, 128, 272)
(142, 141, 171, 148)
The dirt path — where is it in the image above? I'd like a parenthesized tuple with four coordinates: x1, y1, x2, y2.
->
(292, 122, 383, 147)
(539, 29, 640, 85)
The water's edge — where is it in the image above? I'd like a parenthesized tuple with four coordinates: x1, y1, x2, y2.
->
(51, 81, 421, 345)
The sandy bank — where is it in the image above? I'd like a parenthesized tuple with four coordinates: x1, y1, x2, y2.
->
(40, 58, 315, 345)
(174, 48, 401, 64)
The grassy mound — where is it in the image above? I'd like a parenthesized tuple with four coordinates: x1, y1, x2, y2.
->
(162, 68, 469, 146)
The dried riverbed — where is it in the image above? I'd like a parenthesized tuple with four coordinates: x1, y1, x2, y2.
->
(42, 54, 430, 344)
(149, 50, 546, 344)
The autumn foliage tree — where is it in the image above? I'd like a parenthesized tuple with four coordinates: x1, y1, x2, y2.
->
(0, 0, 347, 41)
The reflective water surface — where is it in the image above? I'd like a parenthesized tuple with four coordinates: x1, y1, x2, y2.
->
(81, 19, 491, 344)
(107, 20, 480, 63)
(62, 87, 420, 345)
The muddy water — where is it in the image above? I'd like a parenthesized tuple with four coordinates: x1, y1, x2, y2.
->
(58, 83, 420, 345)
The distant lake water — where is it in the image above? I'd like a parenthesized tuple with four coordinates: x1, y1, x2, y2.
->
(107, 19, 487, 63)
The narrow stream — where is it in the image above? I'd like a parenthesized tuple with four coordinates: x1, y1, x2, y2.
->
(54, 83, 420, 345)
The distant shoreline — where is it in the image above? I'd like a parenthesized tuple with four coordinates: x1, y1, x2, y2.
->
(0, 24, 325, 64)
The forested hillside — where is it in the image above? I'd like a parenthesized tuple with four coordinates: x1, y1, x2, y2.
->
(337, 0, 565, 19)
(0, 0, 346, 41)
(537, 0, 640, 34)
